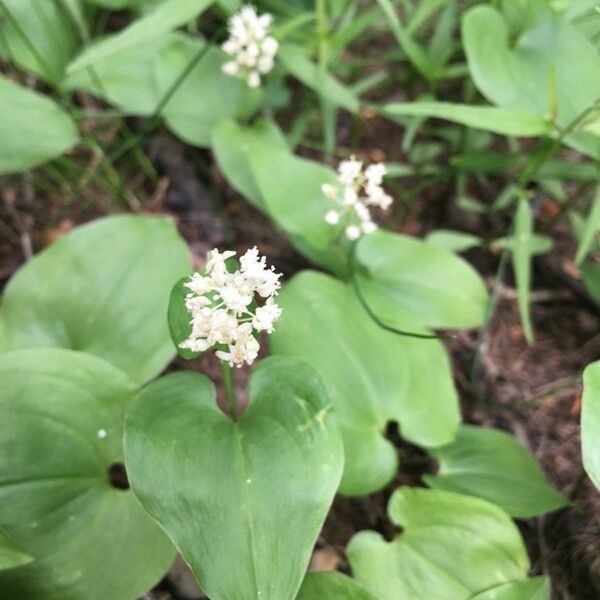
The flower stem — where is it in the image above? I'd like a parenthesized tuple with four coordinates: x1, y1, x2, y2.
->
(220, 361, 238, 421)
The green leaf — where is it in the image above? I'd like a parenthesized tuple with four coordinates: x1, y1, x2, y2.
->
(0, 528, 32, 571)
(492, 234, 553, 256)
(347, 488, 532, 600)
(278, 44, 360, 114)
(470, 577, 550, 600)
(374, 0, 434, 80)
(425, 229, 482, 253)
(354, 231, 489, 331)
(513, 198, 535, 343)
(67, 0, 214, 73)
(423, 425, 567, 517)
(462, 5, 600, 157)
(582, 263, 600, 306)
(211, 118, 290, 209)
(0, 215, 191, 384)
(248, 147, 349, 277)
(63, 34, 173, 115)
(270, 271, 460, 495)
(383, 102, 552, 137)
(167, 276, 199, 360)
(0, 75, 79, 175)
(0, 0, 84, 84)
(124, 356, 343, 600)
(575, 188, 600, 265)
(297, 571, 377, 600)
(155, 34, 263, 147)
(582, 360, 600, 490)
(0, 348, 175, 599)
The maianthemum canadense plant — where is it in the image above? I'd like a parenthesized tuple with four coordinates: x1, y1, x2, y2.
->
(1, 0, 599, 599)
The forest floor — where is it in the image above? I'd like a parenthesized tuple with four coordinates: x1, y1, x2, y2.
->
(1, 117, 599, 600)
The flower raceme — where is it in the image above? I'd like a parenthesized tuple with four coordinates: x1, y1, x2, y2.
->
(221, 5, 279, 89)
(323, 157, 393, 240)
(179, 248, 282, 367)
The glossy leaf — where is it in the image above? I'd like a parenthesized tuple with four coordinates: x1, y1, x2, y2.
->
(470, 577, 550, 600)
(513, 198, 535, 343)
(297, 572, 377, 600)
(249, 146, 349, 277)
(279, 44, 360, 114)
(270, 271, 460, 495)
(354, 231, 489, 331)
(424, 425, 567, 517)
(0, 75, 79, 175)
(0, 215, 191, 384)
(67, 0, 213, 73)
(124, 356, 343, 600)
(212, 118, 290, 209)
(347, 488, 532, 600)
(462, 5, 600, 157)
(384, 102, 552, 137)
(582, 360, 600, 490)
(0, 0, 83, 84)
(155, 34, 262, 147)
(0, 349, 175, 599)
(0, 529, 32, 571)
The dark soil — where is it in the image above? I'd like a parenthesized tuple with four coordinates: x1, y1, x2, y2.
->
(1, 119, 599, 600)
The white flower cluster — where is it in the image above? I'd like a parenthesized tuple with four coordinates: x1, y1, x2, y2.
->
(221, 5, 279, 89)
(323, 157, 393, 240)
(179, 248, 282, 367)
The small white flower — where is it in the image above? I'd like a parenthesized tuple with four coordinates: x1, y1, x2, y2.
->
(321, 183, 338, 199)
(247, 71, 261, 88)
(221, 5, 278, 88)
(345, 225, 361, 240)
(322, 156, 393, 240)
(179, 247, 282, 367)
(361, 221, 378, 234)
(325, 210, 340, 225)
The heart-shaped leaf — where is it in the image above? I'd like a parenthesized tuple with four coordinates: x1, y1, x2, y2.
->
(155, 34, 263, 147)
(462, 5, 600, 158)
(67, 0, 214, 73)
(0, 75, 79, 175)
(270, 271, 460, 495)
(0, 0, 84, 84)
(424, 425, 567, 517)
(124, 356, 344, 600)
(354, 230, 489, 332)
(582, 360, 600, 490)
(0, 348, 175, 599)
(212, 118, 290, 209)
(0, 528, 32, 571)
(297, 571, 377, 600)
(0, 215, 192, 384)
(347, 488, 534, 600)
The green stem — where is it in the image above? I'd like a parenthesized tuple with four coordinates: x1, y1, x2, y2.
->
(220, 360, 238, 421)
